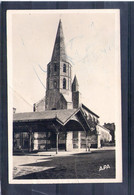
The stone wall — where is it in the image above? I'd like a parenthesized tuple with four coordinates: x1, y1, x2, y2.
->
(104, 123, 115, 142)
(33, 132, 38, 150)
(45, 89, 67, 110)
(97, 125, 112, 146)
(33, 98, 45, 112)
(72, 91, 80, 108)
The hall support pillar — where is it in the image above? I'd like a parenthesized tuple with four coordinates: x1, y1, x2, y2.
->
(56, 132, 59, 154)
(28, 129, 33, 153)
(97, 132, 101, 148)
(78, 131, 81, 150)
(20, 132, 23, 149)
(86, 132, 88, 152)
(52, 122, 60, 154)
(46, 132, 48, 151)
(96, 125, 101, 148)
(13, 132, 16, 152)
(65, 132, 67, 151)
(33, 132, 38, 151)
(66, 132, 73, 151)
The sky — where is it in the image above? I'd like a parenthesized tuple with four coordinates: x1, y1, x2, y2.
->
(7, 10, 121, 125)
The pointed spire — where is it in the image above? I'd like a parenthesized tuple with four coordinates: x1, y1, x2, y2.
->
(72, 75, 79, 92)
(51, 20, 67, 62)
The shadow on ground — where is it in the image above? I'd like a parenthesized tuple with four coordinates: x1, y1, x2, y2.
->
(14, 150, 115, 179)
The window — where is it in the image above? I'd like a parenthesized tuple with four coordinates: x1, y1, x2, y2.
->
(63, 64, 66, 72)
(53, 80, 57, 88)
(63, 78, 66, 89)
(54, 63, 57, 72)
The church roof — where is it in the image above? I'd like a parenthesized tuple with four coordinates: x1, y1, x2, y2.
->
(51, 20, 67, 62)
(97, 124, 110, 133)
(81, 104, 99, 118)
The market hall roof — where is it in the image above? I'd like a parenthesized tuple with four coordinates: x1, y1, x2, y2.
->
(13, 109, 78, 125)
(13, 108, 93, 133)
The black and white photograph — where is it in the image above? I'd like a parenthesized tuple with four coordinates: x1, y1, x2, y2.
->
(7, 9, 122, 184)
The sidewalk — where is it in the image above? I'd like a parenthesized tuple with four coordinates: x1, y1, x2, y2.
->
(26, 146, 115, 157)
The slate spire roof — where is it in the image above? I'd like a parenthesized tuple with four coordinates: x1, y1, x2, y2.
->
(72, 75, 79, 92)
(51, 19, 67, 62)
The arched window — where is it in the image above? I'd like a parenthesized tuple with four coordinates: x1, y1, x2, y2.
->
(53, 80, 57, 88)
(54, 63, 57, 72)
(63, 78, 66, 89)
(63, 64, 66, 72)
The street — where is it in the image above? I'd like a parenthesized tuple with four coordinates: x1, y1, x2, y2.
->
(13, 147, 115, 179)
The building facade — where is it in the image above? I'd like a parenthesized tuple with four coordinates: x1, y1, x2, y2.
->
(104, 123, 115, 143)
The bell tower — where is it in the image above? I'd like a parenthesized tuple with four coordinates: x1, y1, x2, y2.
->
(45, 20, 73, 110)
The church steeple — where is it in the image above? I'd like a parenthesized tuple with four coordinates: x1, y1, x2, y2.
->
(51, 20, 67, 62)
(45, 20, 73, 110)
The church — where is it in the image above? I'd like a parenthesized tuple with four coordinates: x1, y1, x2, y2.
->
(13, 20, 112, 153)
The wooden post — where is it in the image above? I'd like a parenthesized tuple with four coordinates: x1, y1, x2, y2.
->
(86, 132, 88, 152)
(46, 132, 48, 151)
(13, 132, 16, 152)
(78, 131, 81, 150)
(29, 131, 32, 153)
(56, 132, 59, 154)
(65, 132, 67, 151)
(19, 132, 22, 149)
(52, 122, 60, 154)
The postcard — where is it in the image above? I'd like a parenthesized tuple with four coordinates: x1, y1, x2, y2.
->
(7, 9, 122, 184)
